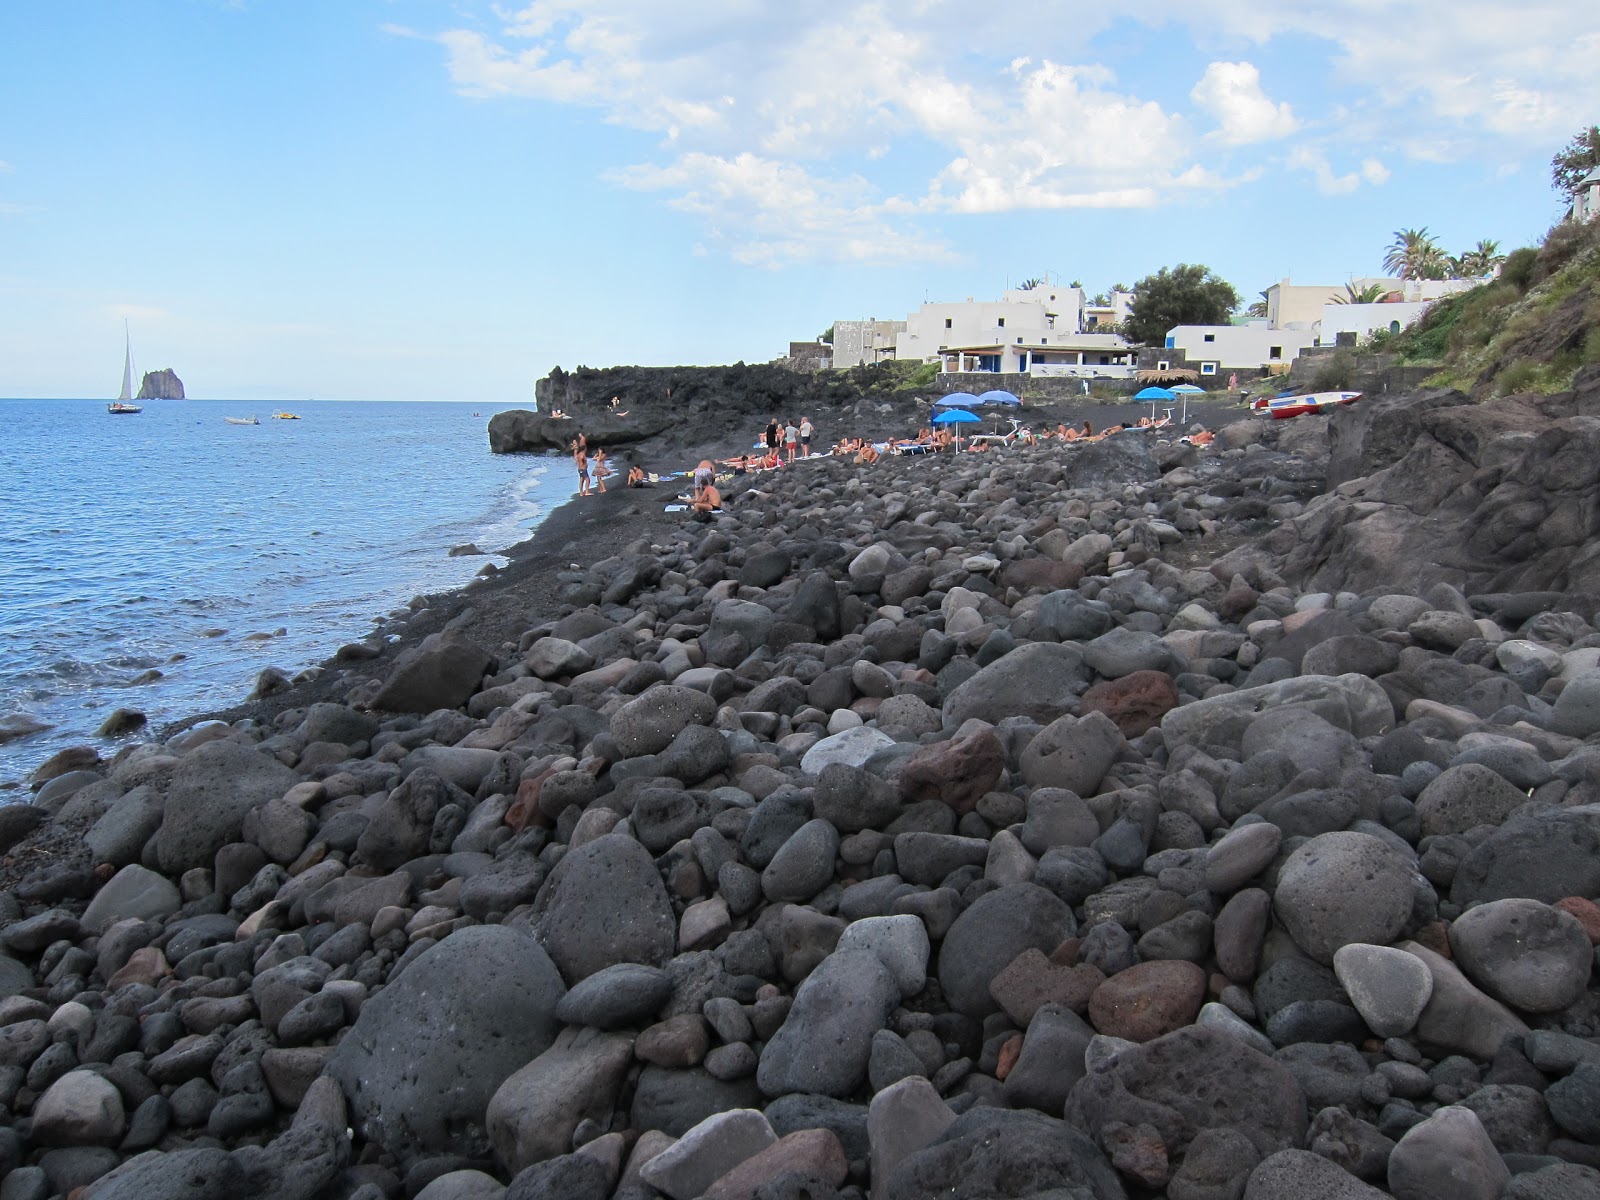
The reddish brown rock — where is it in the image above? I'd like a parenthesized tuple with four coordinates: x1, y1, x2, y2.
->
(899, 726, 1005, 816)
(107, 947, 170, 990)
(1104, 1121, 1170, 1188)
(1078, 670, 1180, 738)
(1088, 960, 1206, 1042)
(702, 1128, 848, 1200)
(989, 948, 1105, 1025)
(995, 1034, 1024, 1082)
(1000, 558, 1085, 595)
(1219, 585, 1261, 624)
(1554, 896, 1600, 944)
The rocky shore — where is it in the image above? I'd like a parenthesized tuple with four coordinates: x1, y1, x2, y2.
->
(3, 373, 1600, 1200)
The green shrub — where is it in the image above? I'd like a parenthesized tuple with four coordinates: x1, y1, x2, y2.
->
(1500, 247, 1538, 292)
(1495, 360, 1539, 395)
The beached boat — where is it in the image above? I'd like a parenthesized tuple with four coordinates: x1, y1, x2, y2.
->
(271, 411, 301, 420)
(225, 416, 260, 426)
(1252, 391, 1362, 420)
(108, 325, 142, 413)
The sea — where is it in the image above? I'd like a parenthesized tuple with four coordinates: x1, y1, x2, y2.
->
(0, 398, 567, 792)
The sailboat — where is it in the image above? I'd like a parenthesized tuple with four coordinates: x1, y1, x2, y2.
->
(107, 324, 143, 414)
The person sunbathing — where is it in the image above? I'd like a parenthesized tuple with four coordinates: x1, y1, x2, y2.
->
(1186, 429, 1215, 446)
(692, 482, 723, 512)
(1059, 424, 1079, 441)
(856, 443, 880, 464)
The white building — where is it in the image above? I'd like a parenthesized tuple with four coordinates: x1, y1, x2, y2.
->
(1320, 301, 1434, 343)
(1164, 321, 1319, 376)
(891, 284, 1136, 376)
(1568, 166, 1600, 223)
(1083, 290, 1135, 331)
(830, 319, 906, 368)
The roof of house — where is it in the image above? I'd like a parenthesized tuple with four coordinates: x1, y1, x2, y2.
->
(1580, 165, 1600, 186)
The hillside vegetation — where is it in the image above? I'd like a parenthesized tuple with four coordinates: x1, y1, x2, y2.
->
(1374, 217, 1600, 396)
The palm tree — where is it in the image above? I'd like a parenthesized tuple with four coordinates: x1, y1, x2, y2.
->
(1383, 228, 1450, 281)
(1019, 278, 1044, 290)
(1245, 289, 1269, 318)
(1456, 239, 1505, 278)
(1332, 282, 1389, 305)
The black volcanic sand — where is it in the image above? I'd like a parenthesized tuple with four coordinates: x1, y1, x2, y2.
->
(4, 398, 1600, 1200)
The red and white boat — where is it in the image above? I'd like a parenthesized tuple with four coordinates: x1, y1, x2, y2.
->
(1252, 391, 1362, 419)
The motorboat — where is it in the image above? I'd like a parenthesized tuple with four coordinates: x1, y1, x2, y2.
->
(225, 416, 260, 426)
(1252, 391, 1362, 419)
(107, 402, 142, 414)
(271, 411, 301, 420)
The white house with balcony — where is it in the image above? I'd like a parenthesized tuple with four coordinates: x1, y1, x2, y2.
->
(830, 319, 906, 368)
(1568, 166, 1600, 223)
(891, 284, 1137, 376)
(1164, 321, 1319, 376)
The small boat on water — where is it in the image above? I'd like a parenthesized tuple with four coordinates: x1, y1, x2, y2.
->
(271, 411, 301, 420)
(225, 416, 260, 426)
(109, 324, 142, 413)
(1252, 391, 1362, 420)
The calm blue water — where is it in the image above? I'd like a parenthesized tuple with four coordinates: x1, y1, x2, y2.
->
(0, 399, 562, 789)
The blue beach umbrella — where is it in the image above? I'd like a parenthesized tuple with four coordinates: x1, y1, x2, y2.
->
(977, 389, 1021, 406)
(1134, 385, 1178, 424)
(1169, 382, 1203, 421)
(932, 407, 980, 448)
(936, 392, 981, 407)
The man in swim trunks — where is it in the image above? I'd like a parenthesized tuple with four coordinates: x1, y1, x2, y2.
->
(799, 416, 813, 457)
(784, 419, 800, 462)
(574, 443, 590, 496)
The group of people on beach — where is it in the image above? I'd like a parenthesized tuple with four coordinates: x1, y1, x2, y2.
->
(764, 415, 814, 461)
(570, 433, 614, 496)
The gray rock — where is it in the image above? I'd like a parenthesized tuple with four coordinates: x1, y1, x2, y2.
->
(810, 763, 904, 833)
(1448, 898, 1592, 1013)
(327, 926, 566, 1162)
(937, 883, 1076, 1019)
(611, 686, 718, 757)
(1205, 822, 1282, 894)
(1160, 675, 1394, 753)
(639, 1108, 777, 1200)
(532, 832, 677, 983)
(526, 637, 594, 680)
(1551, 668, 1600, 737)
(1501, 1163, 1600, 1200)
(554, 963, 674, 1030)
(834, 914, 929, 998)
(1064, 1026, 1309, 1162)
(1400, 941, 1528, 1060)
(84, 789, 164, 867)
(1274, 832, 1416, 964)
(761, 819, 839, 903)
(1546, 1062, 1600, 1143)
(868, 1077, 957, 1190)
(415, 1171, 506, 1200)
(486, 1026, 635, 1173)
(757, 949, 898, 1098)
(81, 865, 180, 934)
(630, 1066, 763, 1138)
(79, 1147, 243, 1200)
(1332, 944, 1434, 1038)
(1245, 1149, 1390, 1199)
(1017, 712, 1124, 795)
(156, 741, 298, 873)
(1414, 764, 1530, 839)
(1386, 1105, 1508, 1200)
(1451, 806, 1600, 906)
(893, 832, 989, 886)
(1003, 1003, 1096, 1114)
(1019, 788, 1101, 855)
(799, 727, 895, 775)
(1083, 626, 1178, 678)
(30, 1070, 126, 1146)
(369, 629, 491, 713)
(881, 1107, 1123, 1200)
(942, 643, 1089, 727)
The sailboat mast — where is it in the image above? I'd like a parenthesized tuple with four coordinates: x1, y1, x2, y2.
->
(119, 321, 134, 403)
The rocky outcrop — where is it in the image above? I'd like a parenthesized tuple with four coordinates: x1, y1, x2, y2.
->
(136, 368, 184, 400)
(487, 409, 671, 454)
(1220, 365, 1600, 606)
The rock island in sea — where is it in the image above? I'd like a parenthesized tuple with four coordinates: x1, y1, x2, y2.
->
(4, 320, 1600, 1196)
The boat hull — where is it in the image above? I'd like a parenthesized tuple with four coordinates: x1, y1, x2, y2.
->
(1253, 391, 1362, 419)
(107, 403, 142, 414)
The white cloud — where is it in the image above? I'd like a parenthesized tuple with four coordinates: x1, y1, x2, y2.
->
(1191, 61, 1298, 145)
(407, 0, 1600, 261)
(1287, 145, 1388, 195)
(608, 152, 949, 268)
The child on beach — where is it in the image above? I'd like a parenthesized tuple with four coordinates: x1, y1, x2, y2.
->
(591, 448, 610, 493)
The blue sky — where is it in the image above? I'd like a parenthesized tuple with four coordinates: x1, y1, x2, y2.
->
(1, 1, 1595, 402)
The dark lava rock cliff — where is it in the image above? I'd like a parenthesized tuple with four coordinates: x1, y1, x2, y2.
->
(136, 368, 185, 400)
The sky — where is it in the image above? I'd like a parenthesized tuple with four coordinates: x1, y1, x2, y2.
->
(1, 1, 1596, 402)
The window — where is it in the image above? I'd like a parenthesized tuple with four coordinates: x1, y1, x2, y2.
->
(1157, 360, 1170, 371)
(1041, 337, 1047, 345)
(1200, 362, 1218, 376)
(1016, 337, 1023, 344)
(998, 317, 1006, 327)
(944, 318, 952, 329)
(1164, 337, 1175, 349)
(1203, 333, 1215, 343)
(1269, 346, 1283, 360)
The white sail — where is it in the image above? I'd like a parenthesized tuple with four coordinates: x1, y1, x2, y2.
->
(118, 323, 134, 402)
